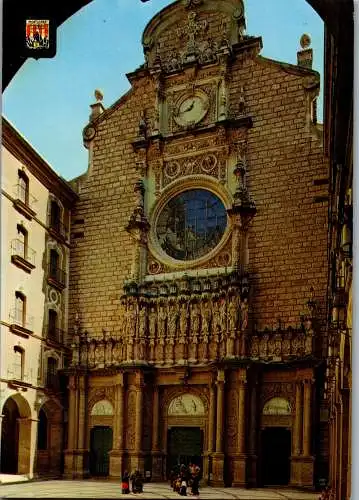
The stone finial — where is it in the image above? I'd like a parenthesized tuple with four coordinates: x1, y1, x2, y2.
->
(297, 34, 313, 69)
(89, 89, 105, 122)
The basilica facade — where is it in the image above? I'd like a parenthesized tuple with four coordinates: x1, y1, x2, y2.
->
(65, 0, 329, 488)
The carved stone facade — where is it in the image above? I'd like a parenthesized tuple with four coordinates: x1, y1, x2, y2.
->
(67, 0, 328, 490)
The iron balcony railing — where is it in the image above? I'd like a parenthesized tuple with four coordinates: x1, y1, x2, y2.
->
(11, 239, 36, 266)
(46, 326, 64, 344)
(9, 308, 34, 331)
(46, 372, 60, 391)
(48, 264, 67, 287)
(49, 219, 68, 239)
(13, 183, 37, 208)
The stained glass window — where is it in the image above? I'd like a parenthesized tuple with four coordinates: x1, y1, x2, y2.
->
(156, 189, 227, 261)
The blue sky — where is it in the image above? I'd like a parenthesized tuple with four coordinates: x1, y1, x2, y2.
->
(3, 0, 324, 181)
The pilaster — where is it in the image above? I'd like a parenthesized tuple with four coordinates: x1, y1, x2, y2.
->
(211, 369, 225, 486)
(109, 373, 125, 478)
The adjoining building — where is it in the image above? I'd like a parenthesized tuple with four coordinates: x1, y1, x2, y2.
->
(0, 117, 77, 478)
(65, 0, 330, 488)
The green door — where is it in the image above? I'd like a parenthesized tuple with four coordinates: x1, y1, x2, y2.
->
(89, 426, 113, 477)
(167, 427, 203, 477)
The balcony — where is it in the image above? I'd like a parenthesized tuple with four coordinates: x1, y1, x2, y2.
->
(7, 366, 33, 389)
(46, 327, 65, 345)
(9, 309, 34, 337)
(48, 219, 67, 241)
(45, 372, 60, 392)
(47, 264, 67, 290)
(12, 183, 37, 220)
(11, 239, 36, 273)
(249, 327, 314, 362)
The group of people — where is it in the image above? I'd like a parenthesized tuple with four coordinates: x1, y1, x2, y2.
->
(170, 463, 201, 496)
(121, 470, 144, 494)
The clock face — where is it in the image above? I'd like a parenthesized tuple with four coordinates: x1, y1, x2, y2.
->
(174, 91, 209, 126)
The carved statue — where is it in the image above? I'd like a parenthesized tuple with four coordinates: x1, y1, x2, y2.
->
(88, 342, 95, 366)
(158, 304, 167, 339)
(125, 301, 137, 340)
(168, 304, 178, 340)
(218, 79, 227, 120)
(228, 295, 238, 334)
(138, 112, 147, 138)
(105, 339, 112, 365)
(191, 302, 201, 334)
(201, 300, 212, 335)
(149, 306, 157, 340)
(179, 303, 188, 339)
(138, 306, 147, 339)
(219, 299, 227, 334)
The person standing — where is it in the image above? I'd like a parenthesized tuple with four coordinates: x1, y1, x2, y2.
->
(121, 471, 130, 494)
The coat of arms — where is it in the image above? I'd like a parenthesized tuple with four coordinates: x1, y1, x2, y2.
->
(26, 20, 50, 49)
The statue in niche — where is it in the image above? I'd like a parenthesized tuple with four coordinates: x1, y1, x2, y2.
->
(105, 339, 113, 364)
(218, 80, 227, 120)
(167, 50, 182, 72)
(191, 302, 201, 335)
(149, 306, 157, 341)
(168, 304, 178, 340)
(201, 301, 212, 335)
(158, 304, 167, 339)
(179, 303, 188, 340)
(112, 341, 120, 363)
(228, 296, 239, 335)
(138, 306, 147, 339)
(88, 342, 96, 366)
(125, 301, 137, 340)
(219, 299, 227, 335)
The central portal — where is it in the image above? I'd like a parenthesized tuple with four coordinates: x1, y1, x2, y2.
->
(167, 427, 203, 476)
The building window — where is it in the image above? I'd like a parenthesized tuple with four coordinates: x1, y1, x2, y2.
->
(50, 201, 61, 232)
(14, 291, 26, 327)
(18, 170, 29, 205)
(49, 249, 59, 277)
(48, 309, 58, 341)
(46, 357, 58, 389)
(13, 346, 24, 380)
(16, 224, 28, 259)
(37, 409, 48, 450)
(156, 189, 227, 261)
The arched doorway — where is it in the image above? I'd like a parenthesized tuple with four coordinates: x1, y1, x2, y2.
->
(89, 399, 114, 477)
(165, 393, 206, 479)
(35, 399, 63, 477)
(0, 394, 32, 475)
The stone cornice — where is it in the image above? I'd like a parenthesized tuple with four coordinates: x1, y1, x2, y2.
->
(2, 117, 78, 207)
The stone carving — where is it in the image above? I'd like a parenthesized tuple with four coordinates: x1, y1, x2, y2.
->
(91, 399, 114, 416)
(168, 393, 205, 416)
(262, 397, 292, 415)
(163, 152, 222, 186)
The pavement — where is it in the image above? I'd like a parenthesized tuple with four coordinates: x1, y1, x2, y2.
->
(0, 479, 320, 499)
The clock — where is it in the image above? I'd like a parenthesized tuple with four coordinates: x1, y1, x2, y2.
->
(173, 90, 209, 127)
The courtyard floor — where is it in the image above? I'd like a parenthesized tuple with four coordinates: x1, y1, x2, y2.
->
(0, 479, 320, 499)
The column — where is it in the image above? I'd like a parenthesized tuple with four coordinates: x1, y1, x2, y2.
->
(132, 372, 144, 472)
(248, 379, 258, 486)
(294, 382, 302, 455)
(73, 375, 86, 478)
(237, 379, 246, 453)
(152, 386, 159, 451)
(151, 386, 162, 481)
(215, 378, 224, 452)
(64, 375, 77, 478)
(232, 371, 247, 487)
(208, 384, 216, 453)
(109, 376, 125, 478)
(211, 369, 225, 487)
(302, 379, 312, 456)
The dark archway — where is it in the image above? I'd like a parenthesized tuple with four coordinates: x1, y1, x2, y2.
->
(0, 398, 20, 473)
(2, 0, 353, 90)
(261, 427, 291, 486)
(167, 427, 203, 478)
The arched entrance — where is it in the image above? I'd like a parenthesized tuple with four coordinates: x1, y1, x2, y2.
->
(165, 393, 206, 478)
(260, 397, 293, 486)
(35, 398, 63, 477)
(89, 399, 114, 477)
(0, 394, 32, 474)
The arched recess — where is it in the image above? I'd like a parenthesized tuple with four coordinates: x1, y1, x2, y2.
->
(0, 394, 32, 474)
(162, 388, 208, 476)
(35, 397, 63, 477)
